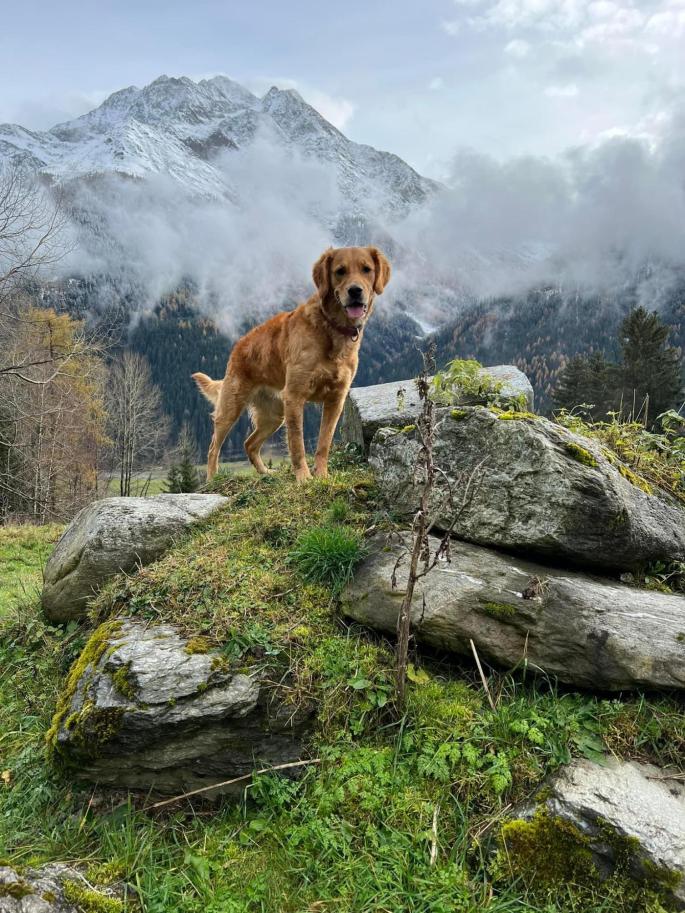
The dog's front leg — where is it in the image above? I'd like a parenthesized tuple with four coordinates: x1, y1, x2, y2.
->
(313, 393, 348, 478)
(284, 392, 311, 482)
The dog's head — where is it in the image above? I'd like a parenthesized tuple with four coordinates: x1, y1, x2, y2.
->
(312, 246, 391, 329)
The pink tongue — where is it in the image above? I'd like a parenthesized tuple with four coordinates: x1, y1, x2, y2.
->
(346, 305, 365, 319)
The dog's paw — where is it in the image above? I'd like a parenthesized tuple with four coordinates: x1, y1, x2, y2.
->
(294, 467, 312, 483)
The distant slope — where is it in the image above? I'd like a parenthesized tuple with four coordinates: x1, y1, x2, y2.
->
(381, 283, 685, 412)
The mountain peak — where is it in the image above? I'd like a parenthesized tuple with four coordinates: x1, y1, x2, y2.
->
(0, 73, 437, 217)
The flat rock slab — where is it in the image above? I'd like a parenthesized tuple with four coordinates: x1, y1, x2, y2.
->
(42, 493, 227, 622)
(0, 863, 127, 912)
(341, 366, 534, 452)
(48, 621, 315, 796)
(343, 533, 685, 690)
(504, 758, 685, 908)
(369, 406, 685, 570)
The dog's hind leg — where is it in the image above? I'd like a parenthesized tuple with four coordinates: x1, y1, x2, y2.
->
(207, 380, 251, 481)
(245, 389, 284, 475)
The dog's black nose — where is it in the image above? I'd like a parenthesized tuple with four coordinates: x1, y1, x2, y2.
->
(348, 285, 363, 300)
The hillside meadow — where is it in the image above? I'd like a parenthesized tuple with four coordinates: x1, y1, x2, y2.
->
(1, 464, 684, 912)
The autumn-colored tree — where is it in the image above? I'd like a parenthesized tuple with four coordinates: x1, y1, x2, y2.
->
(0, 305, 107, 521)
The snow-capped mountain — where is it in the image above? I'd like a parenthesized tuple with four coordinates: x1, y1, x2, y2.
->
(0, 74, 437, 219)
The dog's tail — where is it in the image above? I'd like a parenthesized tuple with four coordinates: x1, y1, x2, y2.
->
(192, 372, 223, 405)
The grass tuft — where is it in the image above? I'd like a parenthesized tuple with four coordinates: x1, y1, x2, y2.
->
(289, 523, 365, 593)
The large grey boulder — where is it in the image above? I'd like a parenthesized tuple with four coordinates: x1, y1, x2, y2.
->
(341, 366, 534, 452)
(48, 620, 314, 796)
(42, 493, 227, 622)
(343, 533, 685, 690)
(369, 406, 685, 570)
(0, 863, 127, 913)
(502, 758, 685, 908)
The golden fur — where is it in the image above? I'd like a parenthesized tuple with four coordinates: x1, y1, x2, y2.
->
(192, 245, 391, 481)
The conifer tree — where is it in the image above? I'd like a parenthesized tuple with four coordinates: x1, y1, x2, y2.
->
(164, 461, 183, 494)
(619, 307, 682, 424)
(165, 425, 199, 493)
(554, 351, 618, 418)
(178, 429, 200, 493)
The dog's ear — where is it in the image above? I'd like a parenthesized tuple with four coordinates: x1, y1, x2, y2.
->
(368, 247, 391, 295)
(312, 248, 334, 300)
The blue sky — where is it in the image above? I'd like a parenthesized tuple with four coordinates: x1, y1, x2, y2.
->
(3, 0, 685, 177)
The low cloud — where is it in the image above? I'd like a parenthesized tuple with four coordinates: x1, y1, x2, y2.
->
(392, 96, 685, 311)
(55, 91, 685, 333)
(63, 131, 340, 335)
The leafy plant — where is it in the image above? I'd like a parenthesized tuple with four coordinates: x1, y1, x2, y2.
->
(432, 358, 504, 406)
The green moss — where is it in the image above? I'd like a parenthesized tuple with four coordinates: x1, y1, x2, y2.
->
(496, 410, 538, 421)
(111, 661, 136, 700)
(564, 442, 599, 467)
(86, 861, 127, 887)
(498, 810, 598, 889)
(450, 408, 469, 421)
(480, 600, 518, 619)
(676, 633, 685, 643)
(210, 655, 232, 674)
(45, 619, 124, 754)
(42, 890, 57, 902)
(60, 703, 126, 760)
(642, 858, 684, 891)
(62, 880, 124, 913)
(0, 879, 34, 899)
(399, 424, 416, 433)
(184, 636, 212, 655)
(618, 464, 654, 495)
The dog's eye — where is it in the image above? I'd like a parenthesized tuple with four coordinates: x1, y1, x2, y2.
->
(334, 267, 346, 277)
(361, 265, 372, 273)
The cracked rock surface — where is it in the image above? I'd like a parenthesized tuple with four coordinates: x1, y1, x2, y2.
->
(343, 533, 685, 690)
(369, 406, 685, 571)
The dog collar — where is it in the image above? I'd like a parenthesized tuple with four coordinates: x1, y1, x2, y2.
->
(320, 306, 361, 340)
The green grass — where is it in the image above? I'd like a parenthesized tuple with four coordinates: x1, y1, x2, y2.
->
(0, 524, 64, 616)
(289, 524, 365, 593)
(0, 468, 683, 912)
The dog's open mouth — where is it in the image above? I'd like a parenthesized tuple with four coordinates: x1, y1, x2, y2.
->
(344, 304, 367, 320)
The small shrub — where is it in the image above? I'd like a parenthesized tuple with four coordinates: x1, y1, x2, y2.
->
(289, 524, 364, 592)
(432, 358, 504, 406)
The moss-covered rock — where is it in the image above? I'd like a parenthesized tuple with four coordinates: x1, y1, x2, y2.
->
(0, 863, 128, 912)
(501, 758, 685, 908)
(47, 471, 384, 796)
(369, 404, 685, 571)
(47, 620, 316, 795)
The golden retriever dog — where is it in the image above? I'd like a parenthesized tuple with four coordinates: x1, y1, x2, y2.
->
(192, 245, 391, 482)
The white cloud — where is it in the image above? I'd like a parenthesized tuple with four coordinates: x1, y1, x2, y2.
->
(545, 83, 579, 97)
(441, 19, 462, 35)
(504, 38, 531, 57)
(429, 76, 445, 90)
